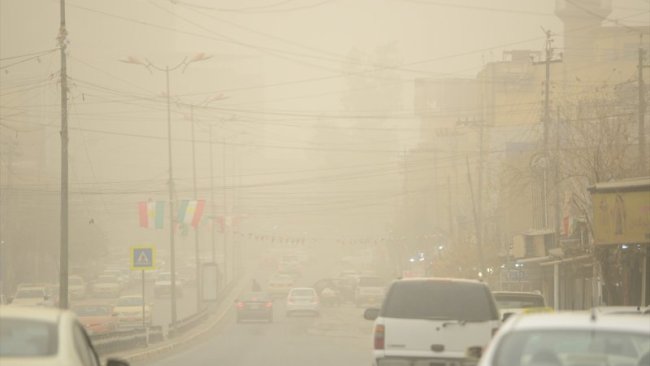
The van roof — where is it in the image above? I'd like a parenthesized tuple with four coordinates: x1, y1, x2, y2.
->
(398, 277, 485, 285)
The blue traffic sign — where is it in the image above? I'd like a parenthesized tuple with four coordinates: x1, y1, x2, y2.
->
(131, 246, 155, 270)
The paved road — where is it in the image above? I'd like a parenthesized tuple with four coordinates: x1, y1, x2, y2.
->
(134, 245, 373, 366)
(134, 300, 372, 366)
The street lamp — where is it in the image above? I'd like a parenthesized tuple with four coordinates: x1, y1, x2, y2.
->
(178, 95, 227, 311)
(120, 54, 210, 327)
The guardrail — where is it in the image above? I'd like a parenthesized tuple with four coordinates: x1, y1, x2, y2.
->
(168, 307, 209, 338)
(93, 278, 241, 357)
(91, 329, 147, 354)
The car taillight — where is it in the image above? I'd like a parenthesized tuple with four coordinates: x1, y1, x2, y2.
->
(265, 302, 273, 308)
(236, 302, 245, 309)
(373, 324, 385, 350)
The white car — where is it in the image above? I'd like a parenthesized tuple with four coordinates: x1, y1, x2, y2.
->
(492, 291, 551, 320)
(364, 278, 500, 366)
(153, 272, 184, 298)
(91, 275, 121, 298)
(112, 295, 152, 330)
(268, 274, 294, 297)
(68, 276, 86, 300)
(476, 312, 650, 366)
(9, 286, 51, 307)
(286, 288, 320, 317)
(354, 276, 386, 308)
(0, 306, 129, 366)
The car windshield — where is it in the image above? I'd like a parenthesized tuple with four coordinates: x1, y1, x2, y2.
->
(495, 294, 545, 308)
(97, 276, 116, 284)
(493, 330, 650, 366)
(358, 277, 385, 287)
(0, 319, 58, 357)
(117, 297, 142, 306)
(15, 289, 44, 299)
(290, 289, 315, 297)
(382, 281, 498, 321)
(73, 305, 111, 316)
(240, 292, 271, 302)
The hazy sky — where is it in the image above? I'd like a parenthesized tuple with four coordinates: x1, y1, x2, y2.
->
(1, 0, 649, 242)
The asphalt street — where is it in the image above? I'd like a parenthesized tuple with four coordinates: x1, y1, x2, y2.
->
(134, 300, 372, 366)
(134, 245, 373, 366)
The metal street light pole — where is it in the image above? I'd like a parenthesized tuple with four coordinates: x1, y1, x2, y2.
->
(121, 53, 210, 328)
(163, 66, 178, 326)
(189, 105, 201, 312)
(58, 0, 70, 309)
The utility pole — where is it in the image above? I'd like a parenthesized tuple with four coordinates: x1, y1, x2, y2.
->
(554, 107, 562, 248)
(534, 29, 562, 230)
(58, 0, 70, 310)
(189, 105, 201, 312)
(164, 66, 178, 327)
(222, 137, 228, 285)
(466, 156, 486, 277)
(209, 125, 216, 265)
(638, 47, 648, 175)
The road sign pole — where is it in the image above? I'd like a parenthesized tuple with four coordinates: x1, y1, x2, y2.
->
(142, 269, 147, 346)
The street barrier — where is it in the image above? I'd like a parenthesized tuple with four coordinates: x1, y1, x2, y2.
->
(91, 329, 147, 354)
(168, 307, 209, 338)
(148, 325, 164, 343)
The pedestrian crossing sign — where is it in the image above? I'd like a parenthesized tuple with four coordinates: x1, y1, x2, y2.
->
(131, 246, 155, 270)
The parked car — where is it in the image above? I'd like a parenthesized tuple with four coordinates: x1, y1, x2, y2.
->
(0, 306, 129, 366)
(235, 292, 274, 323)
(354, 276, 387, 308)
(268, 273, 294, 298)
(153, 272, 184, 298)
(364, 278, 500, 366)
(476, 312, 650, 366)
(91, 275, 121, 298)
(286, 287, 320, 317)
(112, 295, 151, 330)
(9, 286, 51, 307)
(68, 276, 86, 300)
(492, 291, 551, 320)
(71, 303, 117, 335)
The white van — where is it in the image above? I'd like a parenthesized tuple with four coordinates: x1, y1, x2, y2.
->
(364, 278, 500, 366)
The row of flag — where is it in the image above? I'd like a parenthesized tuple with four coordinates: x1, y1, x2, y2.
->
(138, 200, 205, 229)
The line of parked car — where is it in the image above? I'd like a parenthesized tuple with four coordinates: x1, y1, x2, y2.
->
(362, 277, 650, 366)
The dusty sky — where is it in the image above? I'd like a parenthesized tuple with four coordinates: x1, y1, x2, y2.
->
(1, 0, 649, 244)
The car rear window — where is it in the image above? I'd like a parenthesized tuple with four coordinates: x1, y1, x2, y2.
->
(358, 277, 385, 287)
(241, 292, 271, 301)
(0, 318, 58, 357)
(290, 289, 315, 297)
(381, 281, 498, 321)
(494, 294, 545, 309)
(73, 305, 111, 316)
(15, 289, 44, 299)
(117, 297, 142, 306)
